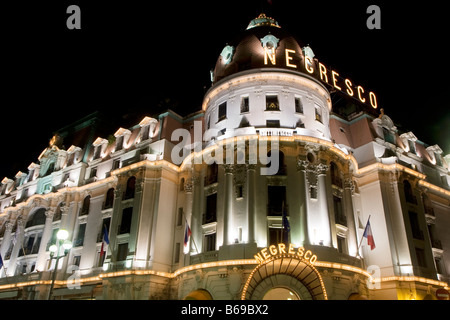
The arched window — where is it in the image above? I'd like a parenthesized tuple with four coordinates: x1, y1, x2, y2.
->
(104, 188, 115, 209)
(403, 180, 417, 204)
(180, 178, 185, 192)
(124, 176, 136, 200)
(26, 208, 46, 228)
(80, 195, 91, 215)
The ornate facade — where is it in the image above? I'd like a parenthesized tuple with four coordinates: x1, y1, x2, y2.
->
(0, 14, 449, 300)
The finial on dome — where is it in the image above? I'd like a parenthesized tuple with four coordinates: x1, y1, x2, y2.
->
(247, 13, 281, 30)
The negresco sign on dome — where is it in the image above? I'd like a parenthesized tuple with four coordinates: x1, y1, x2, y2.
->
(213, 13, 378, 109)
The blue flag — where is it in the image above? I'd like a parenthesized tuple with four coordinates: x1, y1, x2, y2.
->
(103, 225, 110, 245)
(0, 253, 3, 270)
(282, 204, 290, 244)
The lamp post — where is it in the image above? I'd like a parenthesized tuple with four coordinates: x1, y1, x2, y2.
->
(47, 229, 72, 300)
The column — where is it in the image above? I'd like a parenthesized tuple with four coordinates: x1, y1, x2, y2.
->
(343, 177, 358, 256)
(316, 163, 331, 247)
(246, 164, 256, 243)
(223, 165, 234, 246)
(35, 209, 55, 272)
(296, 160, 309, 246)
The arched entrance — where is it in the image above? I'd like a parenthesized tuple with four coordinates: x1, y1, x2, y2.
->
(242, 253, 327, 300)
(183, 289, 213, 300)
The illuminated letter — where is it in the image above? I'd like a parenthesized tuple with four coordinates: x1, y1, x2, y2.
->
(261, 248, 270, 260)
(254, 253, 264, 264)
(357, 86, 366, 103)
(332, 70, 342, 91)
(304, 250, 312, 260)
(288, 243, 295, 255)
(319, 63, 328, 83)
(297, 247, 305, 258)
(285, 49, 297, 68)
(269, 245, 277, 256)
(369, 92, 378, 108)
(264, 48, 276, 65)
(345, 79, 354, 96)
(310, 255, 317, 264)
(305, 56, 314, 74)
(278, 243, 286, 254)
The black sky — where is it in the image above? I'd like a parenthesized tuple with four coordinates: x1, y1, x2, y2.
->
(1, 0, 449, 179)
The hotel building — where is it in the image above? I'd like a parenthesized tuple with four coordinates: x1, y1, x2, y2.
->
(0, 14, 449, 300)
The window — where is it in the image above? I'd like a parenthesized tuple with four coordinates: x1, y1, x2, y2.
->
(204, 193, 217, 224)
(236, 185, 243, 199)
(330, 162, 342, 187)
(98, 217, 111, 243)
(141, 125, 150, 141)
(119, 207, 133, 234)
(268, 227, 283, 246)
(74, 223, 86, 247)
(408, 140, 416, 154)
(180, 178, 185, 191)
(177, 208, 183, 227)
(333, 196, 346, 226)
(435, 152, 443, 166)
(337, 236, 347, 254)
(267, 186, 286, 216)
(409, 211, 423, 240)
(266, 120, 280, 128)
(295, 97, 303, 113)
(104, 188, 115, 209)
(80, 195, 90, 215)
(89, 167, 97, 179)
(115, 136, 124, 151)
(26, 208, 46, 228)
(218, 102, 227, 121)
(73, 255, 81, 267)
(117, 243, 128, 261)
(415, 247, 427, 268)
(205, 163, 218, 185)
(266, 95, 280, 111)
(174, 243, 181, 263)
(403, 180, 417, 204)
(241, 96, 249, 113)
(112, 159, 121, 170)
(94, 145, 102, 160)
(310, 186, 317, 199)
(315, 106, 322, 123)
(124, 176, 136, 200)
(204, 233, 216, 252)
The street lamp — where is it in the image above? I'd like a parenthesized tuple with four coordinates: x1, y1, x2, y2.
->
(47, 229, 73, 300)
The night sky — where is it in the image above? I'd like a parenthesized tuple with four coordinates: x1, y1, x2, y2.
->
(1, 0, 449, 179)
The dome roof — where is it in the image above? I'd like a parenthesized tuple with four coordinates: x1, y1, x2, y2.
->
(212, 14, 305, 84)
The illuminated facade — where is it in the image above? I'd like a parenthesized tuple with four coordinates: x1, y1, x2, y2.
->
(0, 14, 449, 300)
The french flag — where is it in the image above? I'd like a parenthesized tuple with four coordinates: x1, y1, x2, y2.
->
(363, 219, 376, 250)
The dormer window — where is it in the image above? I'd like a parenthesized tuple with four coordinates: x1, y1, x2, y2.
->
(408, 140, 416, 154)
(92, 138, 108, 160)
(114, 128, 131, 152)
(315, 106, 322, 123)
(295, 97, 303, 113)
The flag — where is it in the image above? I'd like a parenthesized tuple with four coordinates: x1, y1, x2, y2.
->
(282, 203, 290, 244)
(184, 219, 192, 248)
(100, 225, 110, 264)
(363, 219, 376, 250)
(102, 224, 110, 245)
(0, 254, 3, 270)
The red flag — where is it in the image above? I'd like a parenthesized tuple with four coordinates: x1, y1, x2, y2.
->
(363, 220, 376, 250)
